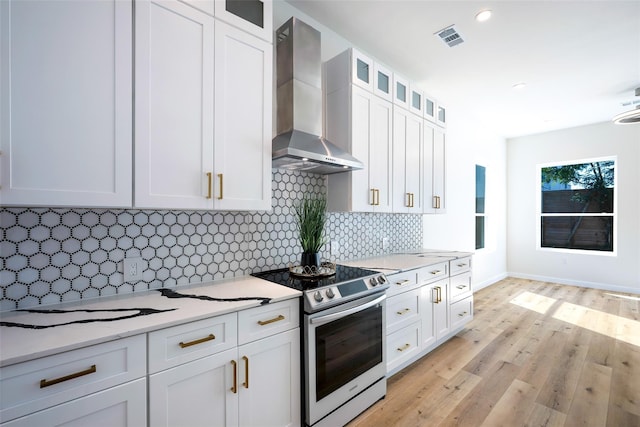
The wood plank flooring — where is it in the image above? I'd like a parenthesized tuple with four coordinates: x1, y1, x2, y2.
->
(347, 277, 640, 427)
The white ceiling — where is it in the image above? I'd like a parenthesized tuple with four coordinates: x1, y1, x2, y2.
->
(286, 0, 640, 139)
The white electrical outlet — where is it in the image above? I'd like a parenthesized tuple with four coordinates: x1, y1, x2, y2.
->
(382, 237, 390, 251)
(330, 240, 340, 257)
(123, 257, 143, 282)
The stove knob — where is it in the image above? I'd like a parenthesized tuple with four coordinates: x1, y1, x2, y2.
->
(326, 288, 335, 299)
(369, 278, 378, 286)
(378, 276, 386, 284)
(313, 291, 323, 302)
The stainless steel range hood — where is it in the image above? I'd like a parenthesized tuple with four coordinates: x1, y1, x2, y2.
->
(272, 17, 364, 175)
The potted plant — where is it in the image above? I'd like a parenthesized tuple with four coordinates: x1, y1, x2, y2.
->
(294, 195, 327, 267)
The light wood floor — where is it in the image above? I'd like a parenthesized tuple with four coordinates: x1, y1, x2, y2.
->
(348, 277, 640, 427)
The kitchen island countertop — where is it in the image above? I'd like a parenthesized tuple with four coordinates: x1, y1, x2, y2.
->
(340, 250, 473, 274)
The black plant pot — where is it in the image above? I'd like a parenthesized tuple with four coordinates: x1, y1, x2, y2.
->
(300, 252, 320, 268)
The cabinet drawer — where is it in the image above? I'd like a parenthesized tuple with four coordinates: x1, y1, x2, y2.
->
(450, 296, 473, 331)
(386, 288, 421, 335)
(450, 257, 472, 276)
(386, 322, 421, 374)
(450, 272, 472, 303)
(0, 335, 146, 423)
(418, 262, 448, 284)
(238, 298, 299, 345)
(385, 270, 419, 297)
(148, 312, 238, 373)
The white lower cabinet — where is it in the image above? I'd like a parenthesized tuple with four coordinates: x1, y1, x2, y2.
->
(2, 379, 146, 427)
(0, 335, 147, 426)
(148, 299, 301, 427)
(385, 258, 472, 376)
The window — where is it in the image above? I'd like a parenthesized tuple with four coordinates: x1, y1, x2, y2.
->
(475, 165, 486, 250)
(539, 157, 615, 253)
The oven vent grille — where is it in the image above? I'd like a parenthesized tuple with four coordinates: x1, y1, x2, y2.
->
(436, 25, 464, 47)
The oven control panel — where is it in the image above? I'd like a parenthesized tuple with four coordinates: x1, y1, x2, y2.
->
(305, 274, 388, 311)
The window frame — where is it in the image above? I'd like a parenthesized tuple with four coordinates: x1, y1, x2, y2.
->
(536, 156, 617, 256)
(475, 164, 486, 251)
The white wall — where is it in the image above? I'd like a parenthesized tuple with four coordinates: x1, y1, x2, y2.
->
(507, 121, 640, 294)
(422, 111, 508, 290)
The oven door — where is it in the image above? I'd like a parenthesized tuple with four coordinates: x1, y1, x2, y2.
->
(305, 291, 386, 426)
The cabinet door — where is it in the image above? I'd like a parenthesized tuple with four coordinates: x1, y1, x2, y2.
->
(350, 87, 374, 212)
(0, 0, 132, 207)
(238, 329, 300, 427)
(432, 127, 446, 212)
(392, 108, 422, 213)
(213, 21, 271, 211)
(373, 62, 393, 102)
(350, 49, 374, 92)
(420, 285, 437, 349)
(2, 379, 146, 427)
(409, 86, 423, 117)
(214, 0, 272, 42)
(149, 348, 239, 427)
(393, 74, 410, 110)
(424, 95, 437, 123)
(134, 0, 214, 210)
(369, 96, 393, 213)
(430, 279, 450, 339)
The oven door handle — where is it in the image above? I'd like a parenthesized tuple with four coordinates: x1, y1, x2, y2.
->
(310, 294, 386, 326)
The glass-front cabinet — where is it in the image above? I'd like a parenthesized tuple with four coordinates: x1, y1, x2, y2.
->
(393, 74, 410, 109)
(409, 85, 423, 116)
(214, 0, 272, 42)
(373, 62, 393, 101)
(424, 95, 436, 123)
(350, 49, 374, 92)
(437, 103, 447, 127)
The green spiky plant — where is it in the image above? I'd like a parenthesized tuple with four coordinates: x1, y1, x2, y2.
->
(294, 195, 327, 255)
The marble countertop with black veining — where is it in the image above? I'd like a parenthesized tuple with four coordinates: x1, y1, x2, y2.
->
(340, 249, 473, 274)
(0, 276, 301, 366)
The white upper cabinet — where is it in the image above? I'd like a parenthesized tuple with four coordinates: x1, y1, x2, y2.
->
(135, 0, 271, 211)
(423, 124, 446, 214)
(437, 103, 447, 127)
(135, 0, 214, 210)
(393, 74, 410, 110)
(373, 62, 393, 102)
(392, 107, 423, 213)
(214, 0, 272, 42)
(409, 85, 423, 117)
(350, 49, 375, 92)
(423, 95, 437, 123)
(213, 20, 272, 211)
(0, 0, 132, 207)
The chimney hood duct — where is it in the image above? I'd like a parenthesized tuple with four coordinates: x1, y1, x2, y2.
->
(272, 17, 364, 175)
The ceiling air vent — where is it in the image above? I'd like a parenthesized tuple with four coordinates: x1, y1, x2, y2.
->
(436, 25, 464, 47)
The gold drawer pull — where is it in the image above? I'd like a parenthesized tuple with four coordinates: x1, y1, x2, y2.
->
(457, 263, 467, 267)
(206, 172, 213, 199)
(257, 314, 285, 326)
(217, 173, 224, 200)
(40, 365, 96, 388)
(458, 311, 468, 317)
(397, 308, 411, 315)
(230, 360, 238, 393)
(242, 356, 249, 389)
(179, 334, 215, 348)
(430, 270, 442, 275)
(395, 279, 410, 286)
(456, 285, 467, 290)
(397, 343, 410, 352)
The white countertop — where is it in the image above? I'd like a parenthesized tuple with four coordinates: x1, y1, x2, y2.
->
(341, 250, 473, 274)
(0, 276, 301, 367)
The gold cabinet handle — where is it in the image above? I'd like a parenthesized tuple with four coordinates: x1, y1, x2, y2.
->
(397, 308, 411, 315)
(395, 279, 410, 286)
(242, 356, 249, 389)
(375, 189, 380, 205)
(433, 286, 442, 303)
(397, 343, 410, 352)
(257, 314, 285, 326)
(370, 188, 376, 205)
(458, 311, 468, 317)
(410, 193, 415, 208)
(40, 365, 96, 388)
(217, 173, 223, 200)
(457, 263, 467, 268)
(433, 195, 441, 209)
(456, 285, 467, 290)
(406, 192, 411, 207)
(206, 172, 213, 199)
(437, 286, 442, 303)
(430, 270, 441, 275)
(179, 334, 215, 348)
(230, 360, 237, 393)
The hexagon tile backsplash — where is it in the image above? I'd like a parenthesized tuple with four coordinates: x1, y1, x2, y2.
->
(1, 170, 422, 310)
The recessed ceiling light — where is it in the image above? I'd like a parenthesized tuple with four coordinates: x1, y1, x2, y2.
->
(475, 10, 492, 22)
(512, 82, 527, 90)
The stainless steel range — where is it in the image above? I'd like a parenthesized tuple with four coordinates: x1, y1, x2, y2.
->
(252, 264, 389, 427)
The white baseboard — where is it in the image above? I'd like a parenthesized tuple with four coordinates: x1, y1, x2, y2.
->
(473, 272, 508, 291)
(507, 272, 640, 296)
